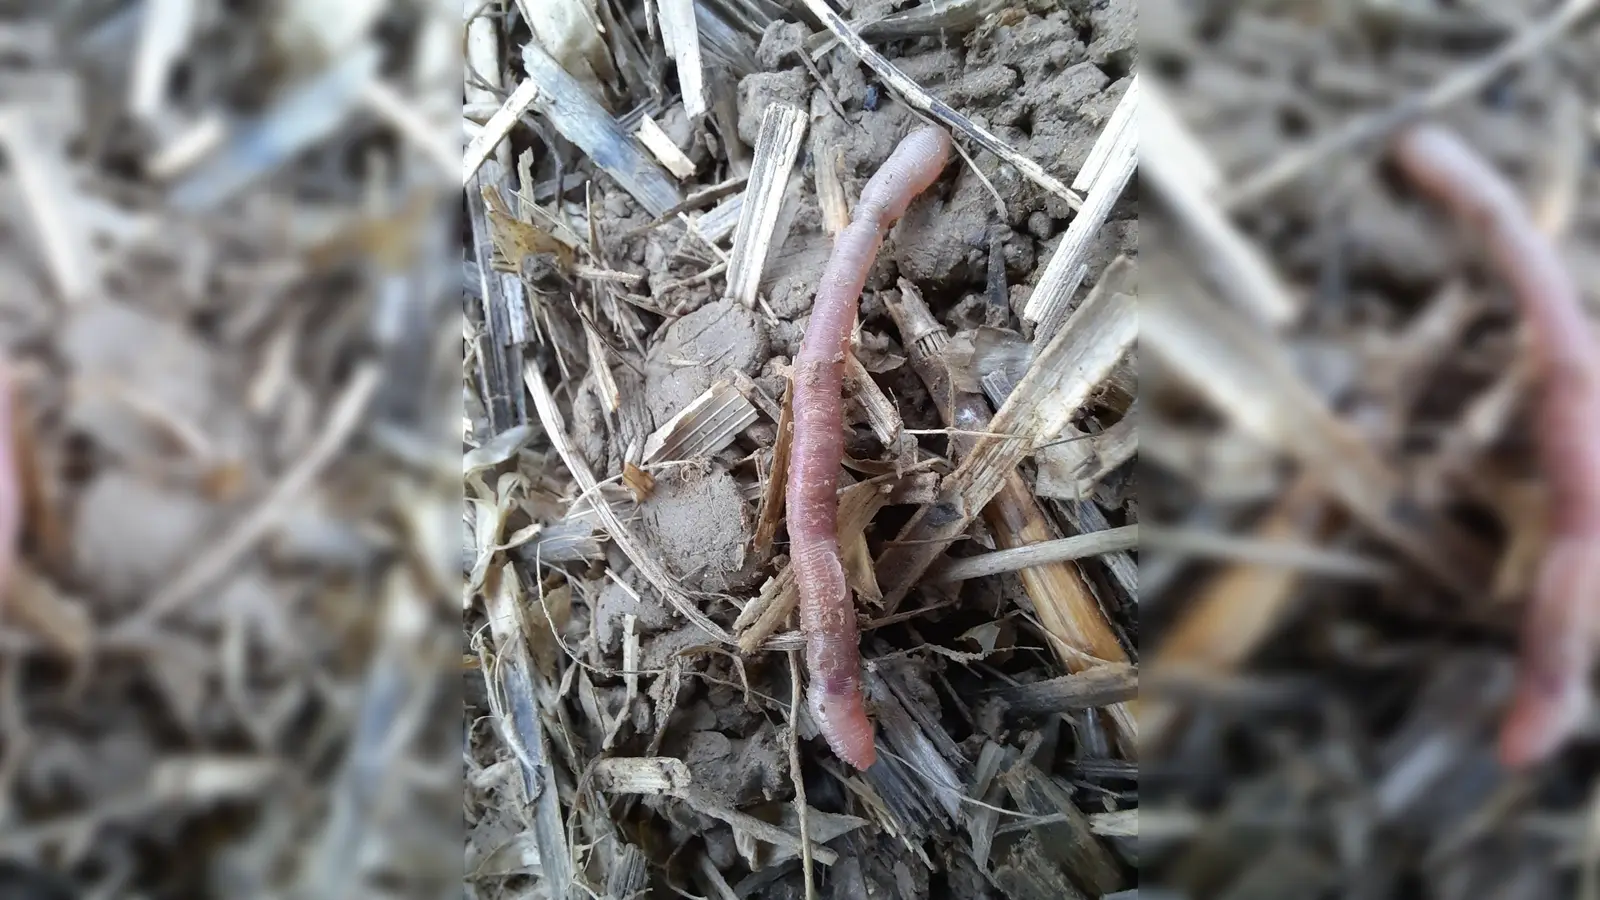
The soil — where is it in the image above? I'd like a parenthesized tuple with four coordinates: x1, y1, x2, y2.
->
(1142, 2, 1600, 897)
(644, 297, 769, 425)
(468, 0, 1138, 898)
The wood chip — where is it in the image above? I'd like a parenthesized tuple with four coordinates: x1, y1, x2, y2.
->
(635, 113, 698, 179)
(1141, 523, 1396, 581)
(640, 378, 759, 465)
(1141, 479, 1328, 749)
(935, 525, 1140, 583)
(1141, 79, 1222, 193)
(1075, 73, 1140, 192)
(7, 563, 93, 657)
(724, 104, 807, 307)
(480, 564, 574, 896)
(990, 664, 1138, 715)
(693, 194, 745, 245)
(622, 461, 656, 502)
(838, 479, 892, 605)
(812, 139, 849, 237)
(468, 165, 530, 433)
(845, 352, 903, 450)
(1141, 420, 1281, 502)
(169, 45, 381, 211)
(359, 78, 459, 182)
(869, 669, 966, 821)
(658, 0, 707, 119)
(831, 0, 1006, 46)
(751, 379, 794, 561)
(1035, 403, 1138, 501)
(1088, 809, 1137, 838)
(591, 756, 693, 794)
(1024, 88, 1137, 337)
(517, 0, 613, 97)
(584, 321, 620, 413)
(520, 41, 683, 217)
(0, 110, 96, 304)
(130, 0, 197, 121)
(999, 759, 1123, 896)
(463, 77, 541, 187)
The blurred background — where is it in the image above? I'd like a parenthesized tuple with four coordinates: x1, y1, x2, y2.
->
(1140, 0, 1600, 897)
(0, 1, 459, 897)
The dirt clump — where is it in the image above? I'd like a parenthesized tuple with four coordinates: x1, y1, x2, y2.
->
(639, 465, 756, 593)
(645, 297, 769, 426)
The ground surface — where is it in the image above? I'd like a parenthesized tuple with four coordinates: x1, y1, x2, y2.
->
(465, 0, 1138, 898)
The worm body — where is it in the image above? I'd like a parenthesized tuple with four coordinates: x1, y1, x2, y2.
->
(0, 367, 17, 614)
(1394, 124, 1600, 768)
(788, 125, 951, 769)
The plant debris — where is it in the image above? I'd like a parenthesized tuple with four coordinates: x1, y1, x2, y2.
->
(465, 1, 1138, 898)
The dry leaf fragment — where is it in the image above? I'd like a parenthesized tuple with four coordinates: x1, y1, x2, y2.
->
(623, 462, 656, 502)
(482, 185, 575, 274)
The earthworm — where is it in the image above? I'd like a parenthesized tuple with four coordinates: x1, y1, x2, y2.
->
(787, 124, 951, 769)
(1393, 124, 1600, 768)
(0, 365, 17, 611)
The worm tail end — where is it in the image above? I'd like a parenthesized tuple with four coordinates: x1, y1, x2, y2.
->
(809, 682, 877, 770)
(1499, 537, 1600, 768)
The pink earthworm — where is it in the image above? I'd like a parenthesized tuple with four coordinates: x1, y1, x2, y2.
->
(787, 124, 951, 769)
(0, 365, 18, 611)
(1393, 124, 1600, 768)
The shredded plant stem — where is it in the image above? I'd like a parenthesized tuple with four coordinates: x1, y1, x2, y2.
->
(786, 124, 951, 769)
(1393, 123, 1600, 769)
